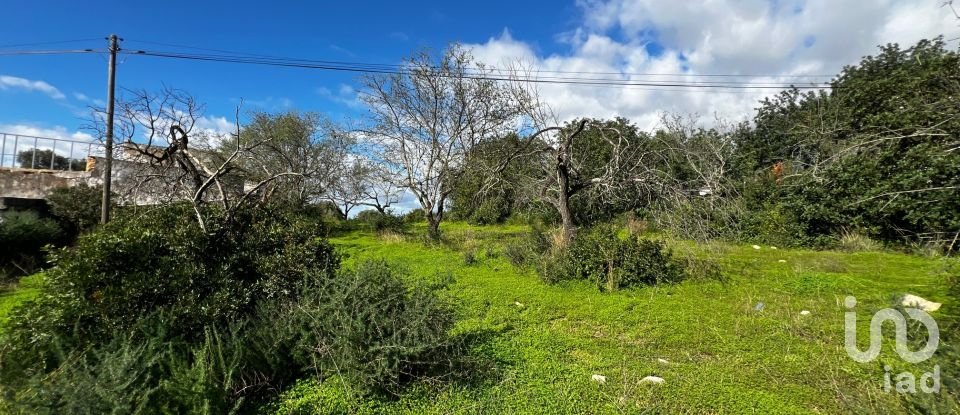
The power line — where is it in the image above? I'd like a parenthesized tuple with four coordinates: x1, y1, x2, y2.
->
(123, 39, 836, 80)
(0, 49, 102, 56)
(124, 49, 833, 90)
(0, 38, 101, 49)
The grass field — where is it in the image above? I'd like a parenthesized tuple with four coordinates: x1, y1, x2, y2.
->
(0, 223, 953, 413)
(270, 223, 956, 414)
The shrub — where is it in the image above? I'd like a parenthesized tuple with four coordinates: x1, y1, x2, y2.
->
(0, 204, 340, 385)
(540, 224, 686, 291)
(0, 210, 62, 279)
(354, 209, 406, 233)
(402, 208, 426, 224)
(9, 316, 253, 414)
(462, 249, 477, 266)
(46, 184, 103, 238)
(504, 226, 550, 268)
(253, 260, 458, 395)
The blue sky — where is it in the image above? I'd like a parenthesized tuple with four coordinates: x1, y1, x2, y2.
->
(0, 0, 957, 142)
(0, 0, 584, 135)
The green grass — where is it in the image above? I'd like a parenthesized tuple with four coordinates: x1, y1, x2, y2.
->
(0, 223, 953, 413)
(274, 223, 955, 414)
(0, 273, 42, 325)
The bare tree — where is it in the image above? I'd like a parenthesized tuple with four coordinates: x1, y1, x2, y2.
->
(359, 44, 524, 238)
(482, 75, 663, 244)
(85, 88, 309, 231)
(325, 158, 368, 219)
(356, 160, 402, 214)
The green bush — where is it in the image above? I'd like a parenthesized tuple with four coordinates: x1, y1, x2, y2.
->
(8, 317, 248, 415)
(354, 209, 406, 233)
(252, 260, 458, 395)
(504, 226, 550, 268)
(0, 210, 62, 279)
(540, 224, 686, 291)
(46, 184, 104, 238)
(402, 208, 426, 224)
(0, 204, 339, 386)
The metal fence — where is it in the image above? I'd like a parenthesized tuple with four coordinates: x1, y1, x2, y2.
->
(0, 133, 104, 171)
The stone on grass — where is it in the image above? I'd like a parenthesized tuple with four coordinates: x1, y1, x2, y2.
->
(591, 374, 607, 384)
(657, 358, 670, 365)
(639, 376, 665, 385)
(753, 302, 765, 312)
(752, 245, 762, 250)
(514, 301, 524, 308)
(770, 246, 778, 250)
(901, 294, 941, 312)
(800, 310, 811, 316)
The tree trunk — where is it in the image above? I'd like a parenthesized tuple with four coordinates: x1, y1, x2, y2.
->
(426, 214, 441, 240)
(556, 141, 576, 246)
(557, 192, 576, 246)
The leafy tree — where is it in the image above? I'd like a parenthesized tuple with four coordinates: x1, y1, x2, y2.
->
(16, 149, 84, 170)
(740, 38, 960, 246)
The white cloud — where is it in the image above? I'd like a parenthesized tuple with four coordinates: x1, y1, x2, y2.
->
(0, 124, 98, 166)
(0, 123, 95, 141)
(465, 0, 960, 129)
(0, 75, 66, 100)
(318, 84, 363, 110)
(195, 115, 234, 137)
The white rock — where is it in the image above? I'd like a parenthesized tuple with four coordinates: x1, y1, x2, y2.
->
(591, 374, 607, 384)
(639, 376, 665, 385)
(800, 310, 811, 316)
(778, 260, 787, 263)
(752, 245, 762, 250)
(514, 301, 524, 308)
(901, 294, 942, 312)
(770, 246, 778, 250)
(656, 358, 670, 365)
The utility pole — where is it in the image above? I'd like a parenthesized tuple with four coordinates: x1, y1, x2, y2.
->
(101, 34, 119, 224)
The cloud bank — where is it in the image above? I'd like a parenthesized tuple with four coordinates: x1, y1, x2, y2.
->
(465, 0, 959, 129)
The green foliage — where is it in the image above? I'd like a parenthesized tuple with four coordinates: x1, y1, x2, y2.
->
(739, 38, 960, 247)
(46, 184, 104, 238)
(0, 204, 339, 387)
(402, 208, 426, 224)
(254, 260, 458, 395)
(0, 210, 62, 279)
(504, 226, 550, 268)
(540, 224, 686, 290)
(353, 209, 406, 233)
(450, 134, 527, 225)
(9, 316, 253, 414)
(16, 149, 85, 171)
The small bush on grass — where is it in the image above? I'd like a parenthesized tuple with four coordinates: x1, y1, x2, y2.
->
(354, 210, 406, 233)
(463, 249, 477, 266)
(253, 260, 459, 395)
(504, 226, 550, 268)
(539, 224, 687, 291)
